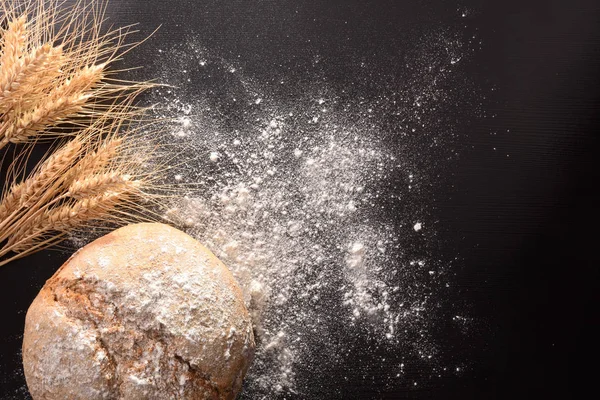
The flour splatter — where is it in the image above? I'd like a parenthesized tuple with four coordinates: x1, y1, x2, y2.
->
(142, 20, 479, 397)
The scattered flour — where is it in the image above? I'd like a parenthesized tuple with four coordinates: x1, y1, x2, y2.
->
(0, 2, 489, 398)
(53, 19, 479, 400)
(143, 28, 478, 395)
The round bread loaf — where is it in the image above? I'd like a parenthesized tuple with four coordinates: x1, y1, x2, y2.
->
(22, 223, 255, 399)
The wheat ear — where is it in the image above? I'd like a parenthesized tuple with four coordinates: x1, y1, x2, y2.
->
(0, 137, 83, 221)
(4, 188, 129, 255)
(67, 172, 138, 199)
(0, 64, 105, 146)
(0, 44, 64, 110)
(0, 16, 27, 71)
(0, 0, 157, 149)
(0, 1, 166, 268)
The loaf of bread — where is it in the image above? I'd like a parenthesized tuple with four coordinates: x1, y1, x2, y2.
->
(22, 223, 255, 399)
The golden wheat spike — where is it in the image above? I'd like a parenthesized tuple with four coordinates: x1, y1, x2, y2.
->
(0, 44, 64, 110)
(0, 110, 168, 266)
(0, 137, 83, 221)
(5, 190, 121, 253)
(0, 44, 52, 100)
(67, 171, 136, 199)
(0, 1, 157, 150)
(0, 1, 166, 268)
(5, 177, 143, 256)
(0, 16, 28, 69)
(1, 94, 86, 146)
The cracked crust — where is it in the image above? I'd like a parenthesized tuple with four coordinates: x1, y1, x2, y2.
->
(22, 223, 255, 400)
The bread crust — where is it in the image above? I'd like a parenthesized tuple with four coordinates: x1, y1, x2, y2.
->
(23, 223, 255, 400)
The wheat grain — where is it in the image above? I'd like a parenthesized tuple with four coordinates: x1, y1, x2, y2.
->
(0, 137, 83, 220)
(0, 1, 164, 267)
(7, 186, 133, 253)
(0, 16, 28, 71)
(2, 92, 90, 145)
(0, 44, 52, 102)
(67, 172, 135, 199)
(0, 44, 64, 110)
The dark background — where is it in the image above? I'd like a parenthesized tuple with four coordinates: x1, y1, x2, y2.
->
(1, 0, 599, 398)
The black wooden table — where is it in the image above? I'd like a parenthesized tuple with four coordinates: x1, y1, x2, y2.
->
(1, 0, 598, 398)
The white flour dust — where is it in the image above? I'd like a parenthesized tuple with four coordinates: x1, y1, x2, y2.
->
(161, 113, 412, 394)
(0, 8, 486, 400)
(143, 23, 479, 397)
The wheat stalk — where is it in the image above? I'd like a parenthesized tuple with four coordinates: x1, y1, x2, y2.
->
(0, 16, 27, 69)
(0, 43, 64, 110)
(0, 136, 83, 221)
(0, 0, 155, 150)
(67, 171, 137, 199)
(0, 1, 169, 268)
(0, 114, 168, 267)
(6, 185, 135, 254)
